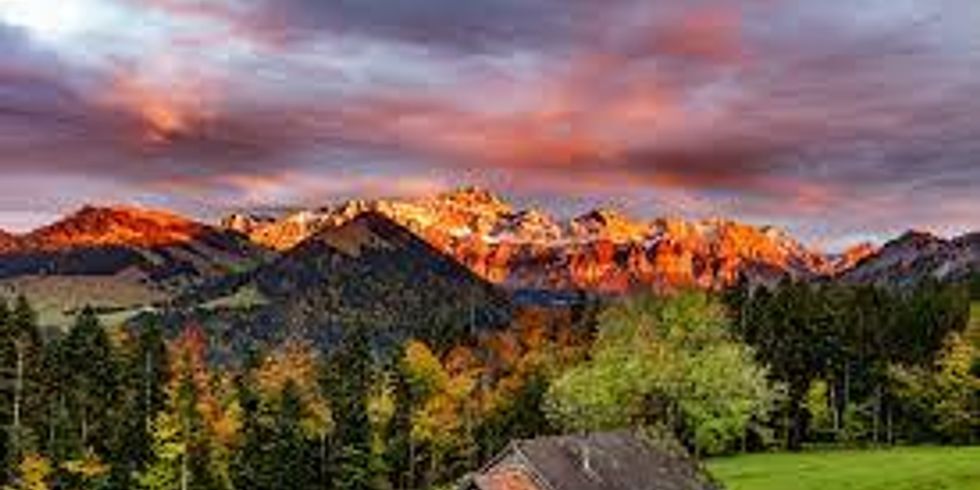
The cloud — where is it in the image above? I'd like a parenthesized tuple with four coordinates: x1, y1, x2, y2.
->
(3, 0, 980, 244)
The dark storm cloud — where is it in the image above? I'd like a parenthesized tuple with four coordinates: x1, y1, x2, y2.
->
(253, 0, 598, 54)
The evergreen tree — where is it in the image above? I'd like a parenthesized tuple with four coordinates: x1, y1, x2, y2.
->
(107, 322, 169, 488)
(233, 346, 328, 490)
(271, 381, 319, 490)
(384, 360, 415, 490)
(138, 326, 231, 490)
(230, 352, 271, 490)
(327, 326, 378, 490)
(61, 307, 120, 457)
(35, 338, 74, 465)
(0, 297, 11, 482)
(1, 296, 43, 464)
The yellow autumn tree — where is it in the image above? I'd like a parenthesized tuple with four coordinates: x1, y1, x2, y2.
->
(3, 454, 51, 490)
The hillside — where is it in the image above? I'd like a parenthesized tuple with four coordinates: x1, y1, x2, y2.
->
(0, 206, 271, 326)
(162, 212, 513, 356)
(841, 230, 980, 286)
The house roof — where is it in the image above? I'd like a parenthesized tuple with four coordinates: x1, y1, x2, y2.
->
(470, 431, 719, 490)
(473, 467, 540, 490)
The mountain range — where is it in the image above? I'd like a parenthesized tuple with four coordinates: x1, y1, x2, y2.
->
(222, 187, 872, 292)
(0, 186, 976, 329)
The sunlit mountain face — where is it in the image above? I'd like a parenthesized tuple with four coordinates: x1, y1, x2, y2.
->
(0, 188, 877, 298)
(1, 1, 979, 248)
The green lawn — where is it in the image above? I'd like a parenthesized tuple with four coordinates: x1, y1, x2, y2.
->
(709, 446, 980, 490)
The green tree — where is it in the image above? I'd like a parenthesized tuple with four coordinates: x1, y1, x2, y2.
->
(138, 326, 237, 490)
(0, 297, 12, 480)
(546, 292, 780, 456)
(232, 344, 329, 490)
(103, 322, 169, 489)
(891, 332, 980, 443)
(384, 360, 415, 490)
(326, 326, 380, 490)
(272, 381, 320, 489)
(61, 307, 120, 457)
(0, 296, 43, 466)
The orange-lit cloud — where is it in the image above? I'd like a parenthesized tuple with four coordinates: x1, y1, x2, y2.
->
(101, 66, 217, 144)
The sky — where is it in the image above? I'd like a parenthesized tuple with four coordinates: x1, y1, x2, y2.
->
(0, 0, 978, 249)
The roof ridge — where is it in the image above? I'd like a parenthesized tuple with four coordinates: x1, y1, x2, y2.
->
(512, 442, 561, 490)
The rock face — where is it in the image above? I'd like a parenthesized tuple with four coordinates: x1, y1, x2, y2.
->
(841, 231, 980, 286)
(224, 187, 842, 292)
(833, 242, 878, 272)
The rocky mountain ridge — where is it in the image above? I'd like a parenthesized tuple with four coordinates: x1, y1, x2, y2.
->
(5, 190, 978, 306)
(841, 230, 980, 286)
(222, 187, 867, 292)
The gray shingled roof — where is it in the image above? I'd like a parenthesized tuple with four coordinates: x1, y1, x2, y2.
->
(471, 431, 721, 490)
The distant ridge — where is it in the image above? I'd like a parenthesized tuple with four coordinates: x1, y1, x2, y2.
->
(0, 205, 272, 326)
(841, 230, 980, 286)
(0, 205, 268, 282)
(0, 229, 17, 253)
(12, 205, 211, 251)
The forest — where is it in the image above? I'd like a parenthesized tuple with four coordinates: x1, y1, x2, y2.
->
(0, 278, 977, 490)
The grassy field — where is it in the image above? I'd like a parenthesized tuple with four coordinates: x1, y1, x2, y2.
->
(0, 275, 164, 328)
(709, 446, 980, 490)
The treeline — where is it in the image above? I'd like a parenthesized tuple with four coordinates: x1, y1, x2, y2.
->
(536, 280, 976, 458)
(725, 278, 977, 448)
(0, 299, 594, 490)
(0, 298, 166, 489)
(1, 278, 977, 489)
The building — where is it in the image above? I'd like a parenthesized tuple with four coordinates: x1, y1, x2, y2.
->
(461, 431, 721, 490)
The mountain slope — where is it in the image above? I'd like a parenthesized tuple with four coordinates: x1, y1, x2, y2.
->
(19, 205, 207, 250)
(0, 206, 271, 325)
(0, 229, 17, 253)
(841, 231, 980, 286)
(224, 187, 844, 292)
(174, 212, 512, 355)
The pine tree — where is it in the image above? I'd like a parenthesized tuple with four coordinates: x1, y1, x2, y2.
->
(384, 360, 415, 490)
(107, 322, 170, 489)
(61, 307, 120, 457)
(0, 296, 43, 464)
(271, 381, 319, 490)
(327, 326, 377, 490)
(35, 338, 74, 465)
(230, 362, 272, 490)
(138, 326, 227, 490)
(0, 297, 12, 482)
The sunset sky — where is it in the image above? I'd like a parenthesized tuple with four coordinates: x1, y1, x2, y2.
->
(0, 0, 978, 248)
